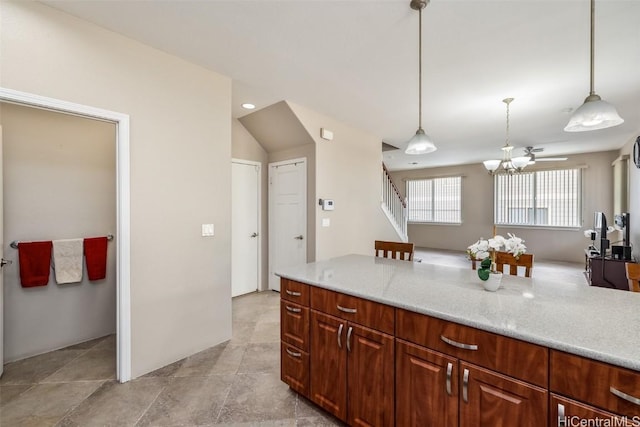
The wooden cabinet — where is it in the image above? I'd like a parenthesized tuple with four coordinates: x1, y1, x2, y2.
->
(550, 394, 636, 427)
(280, 280, 310, 398)
(310, 309, 394, 426)
(551, 350, 640, 417)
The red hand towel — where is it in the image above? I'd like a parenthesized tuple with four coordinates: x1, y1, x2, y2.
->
(18, 241, 52, 287)
(84, 237, 108, 281)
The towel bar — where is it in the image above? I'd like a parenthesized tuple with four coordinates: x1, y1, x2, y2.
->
(10, 234, 114, 250)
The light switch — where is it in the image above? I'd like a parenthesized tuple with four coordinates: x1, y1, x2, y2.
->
(322, 218, 330, 227)
(202, 223, 215, 236)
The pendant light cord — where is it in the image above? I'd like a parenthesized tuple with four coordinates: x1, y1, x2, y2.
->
(589, 0, 596, 96)
(418, 6, 423, 129)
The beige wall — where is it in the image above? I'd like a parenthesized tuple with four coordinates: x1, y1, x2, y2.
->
(619, 136, 640, 260)
(288, 102, 398, 261)
(232, 119, 269, 290)
(1, 1, 232, 377)
(391, 151, 619, 264)
(1, 103, 116, 362)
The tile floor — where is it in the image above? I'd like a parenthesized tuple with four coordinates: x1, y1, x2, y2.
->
(0, 249, 585, 426)
(0, 291, 342, 427)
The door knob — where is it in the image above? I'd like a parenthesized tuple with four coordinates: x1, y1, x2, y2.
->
(250, 232, 258, 238)
(294, 235, 304, 240)
(1, 258, 13, 268)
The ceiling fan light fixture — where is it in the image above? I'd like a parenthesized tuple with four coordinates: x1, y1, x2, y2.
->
(405, 0, 437, 155)
(483, 98, 527, 175)
(565, 0, 623, 132)
(483, 159, 501, 172)
(406, 128, 437, 155)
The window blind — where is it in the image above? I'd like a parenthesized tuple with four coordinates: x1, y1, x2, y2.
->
(494, 168, 581, 227)
(407, 176, 461, 223)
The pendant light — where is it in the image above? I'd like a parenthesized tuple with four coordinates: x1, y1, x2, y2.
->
(483, 98, 530, 175)
(405, 0, 437, 155)
(564, 0, 623, 132)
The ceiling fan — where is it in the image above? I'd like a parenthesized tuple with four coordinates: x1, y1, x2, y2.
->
(523, 146, 568, 165)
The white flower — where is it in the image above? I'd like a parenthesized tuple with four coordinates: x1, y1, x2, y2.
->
(468, 233, 526, 260)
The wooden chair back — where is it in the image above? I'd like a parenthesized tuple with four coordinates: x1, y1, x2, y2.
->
(625, 263, 640, 292)
(374, 240, 414, 261)
(495, 251, 534, 278)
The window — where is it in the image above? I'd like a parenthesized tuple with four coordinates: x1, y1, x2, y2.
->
(494, 168, 582, 227)
(407, 176, 462, 223)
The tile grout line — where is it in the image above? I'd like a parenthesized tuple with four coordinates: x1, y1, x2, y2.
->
(52, 379, 108, 427)
(131, 379, 171, 427)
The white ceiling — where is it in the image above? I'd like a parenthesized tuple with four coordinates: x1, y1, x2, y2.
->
(42, 0, 640, 171)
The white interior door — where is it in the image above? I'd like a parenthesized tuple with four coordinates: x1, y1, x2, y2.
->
(0, 125, 4, 376)
(269, 158, 307, 291)
(232, 161, 260, 297)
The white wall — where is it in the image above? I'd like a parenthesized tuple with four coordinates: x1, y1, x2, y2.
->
(390, 151, 618, 264)
(1, 1, 232, 377)
(1, 103, 116, 362)
(232, 119, 269, 290)
(288, 102, 398, 261)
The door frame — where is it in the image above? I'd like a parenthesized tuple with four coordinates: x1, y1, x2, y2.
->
(231, 158, 262, 294)
(268, 157, 307, 291)
(0, 87, 131, 382)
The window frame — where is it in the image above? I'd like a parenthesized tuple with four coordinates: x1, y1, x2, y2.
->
(493, 167, 583, 229)
(406, 175, 463, 225)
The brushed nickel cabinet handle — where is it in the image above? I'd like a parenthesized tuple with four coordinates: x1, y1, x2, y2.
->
(557, 403, 566, 426)
(346, 326, 353, 352)
(462, 368, 469, 403)
(285, 348, 301, 358)
(440, 335, 479, 351)
(446, 362, 453, 396)
(337, 305, 357, 314)
(610, 386, 640, 406)
(285, 289, 301, 297)
(337, 323, 344, 349)
(285, 306, 301, 313)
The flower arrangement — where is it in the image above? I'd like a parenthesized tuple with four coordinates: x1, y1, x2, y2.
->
(467, 233, 527, 281)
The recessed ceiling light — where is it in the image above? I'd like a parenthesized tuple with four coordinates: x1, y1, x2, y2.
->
(409, 162, 419, 165)
(241, 103, 256, 110)
(561, 107, 575, 114)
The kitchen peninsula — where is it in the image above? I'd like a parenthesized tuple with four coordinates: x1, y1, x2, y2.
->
(277, 254, 640, 426)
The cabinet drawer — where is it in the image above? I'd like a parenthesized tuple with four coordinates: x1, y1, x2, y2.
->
(310, 287, 394, 334)
(550, 351, 640, 417)
(396, 308, 548, 387)
(281, 342, 309, 397)
(281, 278, 310, 306)
(550, 394, 635, 427)
(280, 300, 309, 351)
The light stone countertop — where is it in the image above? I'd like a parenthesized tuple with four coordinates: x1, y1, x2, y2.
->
(276, 254, 640, 372)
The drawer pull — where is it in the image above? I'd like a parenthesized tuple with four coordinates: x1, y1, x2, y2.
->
(462, 368, 469, 403)
(557, 403, 566, 426)
(337, 304, 357, 314)
(440, 335, 478, 351)
(347, 326, 353, 352)
(610, 386, 640, 406)
(285, 289, 301, 297)
(285, 305, 301, 313)
(285, 348, 301, 358)
(445, 362, 453, 396)
(338, 323, 344, 349)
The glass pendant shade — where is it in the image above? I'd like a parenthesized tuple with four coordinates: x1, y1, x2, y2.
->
(483, 160, 501, 172)
(405, 128, 437, 155)
(511, 156, 531, 169)
(564, 94, 624, 132)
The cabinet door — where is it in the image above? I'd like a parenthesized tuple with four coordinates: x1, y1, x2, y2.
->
(347, 323, 395, 427)
(396, 339, 458, 427)
(460, 362, 548, 427)
(550, 394, 635, 427)
(310, 310, 347, 421)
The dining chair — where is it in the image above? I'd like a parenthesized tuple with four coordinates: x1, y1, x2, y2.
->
(374, 240, 414, 261)
(495, 251, 534, 278)
(625, 262, 640, 292)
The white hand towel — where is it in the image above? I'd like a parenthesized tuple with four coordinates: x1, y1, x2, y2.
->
(52, 239, 84, 284)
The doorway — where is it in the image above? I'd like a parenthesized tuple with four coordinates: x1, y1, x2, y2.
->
(0, 87, 131, 382)
(231, 159, 261, 297)
(268, 158, 307, 291)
